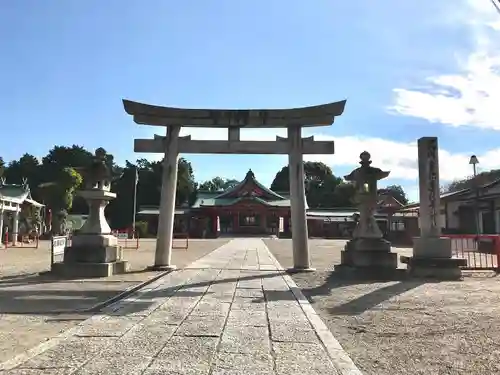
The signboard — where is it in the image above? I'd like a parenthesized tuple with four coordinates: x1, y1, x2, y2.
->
(51, 236, 67, 266)
(117, 232, 128, 240)
(279, 217, 284, 233)
(216, 217, 220, 232)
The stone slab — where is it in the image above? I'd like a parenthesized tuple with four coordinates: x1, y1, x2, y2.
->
(154, 336, 218, 373)
(17, 337, 113, 370)
(71, 234, 118, 248)
(226, 310, 268, 327)
(401, 255, 465, 280)
(63, 244, 122, 263)
(219, 326, 270, 355)
(175, 315, 226, 337)
(274, 342, 339, 375)
(212, 352, 274, 375)
(73, 316, 140, 337)
(270, 324, 319, 343)
(51, 260, 129, 278)
(72, 353, 152, 375)
(412, 236, 453, 258)
(0, 369, 72, 375)
(340, 249, 397, 268)
(112, 322, 177, 356)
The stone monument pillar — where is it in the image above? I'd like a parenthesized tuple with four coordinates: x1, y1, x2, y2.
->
(401, 137, 465, 279)
(338, 151, 397, 272)
(52, 149, 129, 277)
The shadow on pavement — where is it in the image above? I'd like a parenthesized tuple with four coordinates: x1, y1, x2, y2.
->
(0, 268, 434, 318)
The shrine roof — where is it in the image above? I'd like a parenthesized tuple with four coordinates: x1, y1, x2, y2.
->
(189, 169, 297, 208)
(123, 99, 346, 128)
(0, 182, 44, 208)
(193, 196, 291, 208)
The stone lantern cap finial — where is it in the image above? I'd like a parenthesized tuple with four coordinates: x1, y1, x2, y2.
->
(344, 150, 390, 183)
(359, 151, 372, 166)
(84, 148, 112, 190)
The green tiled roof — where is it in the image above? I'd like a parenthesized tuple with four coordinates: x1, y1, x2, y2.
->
(0, 184, 30, 204)
(215, 170, 286, 201)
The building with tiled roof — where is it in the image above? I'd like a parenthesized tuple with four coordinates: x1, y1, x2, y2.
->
(0, 178, 44, 244)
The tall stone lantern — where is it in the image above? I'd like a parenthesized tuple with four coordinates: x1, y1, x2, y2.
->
(338, 151, 397, 271)
(52, 149, 129, 277)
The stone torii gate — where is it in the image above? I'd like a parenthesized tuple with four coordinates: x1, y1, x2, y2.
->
(123, 99, 346, 272)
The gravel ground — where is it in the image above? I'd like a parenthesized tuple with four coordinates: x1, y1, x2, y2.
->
(0, 238, 229, 363)
(264, 238, 500, 375)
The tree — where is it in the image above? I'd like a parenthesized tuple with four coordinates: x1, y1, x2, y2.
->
(0, 157, 5, 178)
(39, 167, 83, 233)
(444, 169, 500, 193)
(4, 153, 40, 188)
(199, 177, 239, 192)
(378, 184, 409, 205)
(270, 162, 353, 207)
(330, 182, 357, 207)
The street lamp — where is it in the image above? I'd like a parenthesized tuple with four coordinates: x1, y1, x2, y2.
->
(469, 155, 480, 236)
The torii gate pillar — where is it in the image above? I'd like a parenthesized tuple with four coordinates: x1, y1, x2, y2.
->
(154, 125, 180, 270)
(288, 126, 312, 270)
(123, 98, 347, 272)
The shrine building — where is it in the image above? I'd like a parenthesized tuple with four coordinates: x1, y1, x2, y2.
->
(138, 169, 392, 238)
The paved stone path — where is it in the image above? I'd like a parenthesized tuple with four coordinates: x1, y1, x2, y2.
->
(0, 239, 362, 375)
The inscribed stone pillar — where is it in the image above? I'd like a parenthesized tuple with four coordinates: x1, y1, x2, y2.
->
(287, 126, 312, 270)
(413, 137, 451, 258)
(417, 137, 441, 239)
(401, 137, 465, 279)
(155, 125, 181, 270)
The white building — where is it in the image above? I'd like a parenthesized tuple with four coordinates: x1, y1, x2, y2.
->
(0, 180, 45, 245)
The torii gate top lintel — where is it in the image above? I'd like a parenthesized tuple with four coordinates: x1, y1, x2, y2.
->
(122, 99, 346, 128)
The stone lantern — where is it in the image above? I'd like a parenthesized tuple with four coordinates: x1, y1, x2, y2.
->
(52, 149, 129, 277)
(338, 151, 397, 272)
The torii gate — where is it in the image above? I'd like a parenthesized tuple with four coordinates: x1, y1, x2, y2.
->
(123, 99, 346, 272)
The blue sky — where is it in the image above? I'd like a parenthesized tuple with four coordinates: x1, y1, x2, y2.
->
(2, 0, 500, 201)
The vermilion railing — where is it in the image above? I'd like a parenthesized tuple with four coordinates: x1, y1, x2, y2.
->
(5, 232, 40, 249)
(443, 234, 500, 271)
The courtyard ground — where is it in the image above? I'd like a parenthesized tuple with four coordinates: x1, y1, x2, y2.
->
(264, 238, 500, 375)
(0, 238, 229, 363)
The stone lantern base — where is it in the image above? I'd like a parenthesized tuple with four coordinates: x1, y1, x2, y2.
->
(51, 234, 130, 278)
(337, 238, 398, 274)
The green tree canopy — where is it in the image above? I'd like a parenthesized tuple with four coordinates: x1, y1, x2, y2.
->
(378, 184, 409, 205)
(270, 161, 355, 208)
(444, 169, 500, 193)
(199, 177, 240, 192)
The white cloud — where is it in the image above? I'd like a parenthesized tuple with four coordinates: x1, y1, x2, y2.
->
(161, 127, 500, 182)
(389, 0, 500, 130)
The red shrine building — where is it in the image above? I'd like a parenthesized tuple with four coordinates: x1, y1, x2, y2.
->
(180, 170, 292, 237)
(138, 169, 396, 239)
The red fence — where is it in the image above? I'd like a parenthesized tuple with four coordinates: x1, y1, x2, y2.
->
(3, 232, 40, 249)
(113, 229, 139, 249)
(444, 234, 500, 271)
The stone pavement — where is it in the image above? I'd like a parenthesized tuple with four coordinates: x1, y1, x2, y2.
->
(0, 239, 362, 375)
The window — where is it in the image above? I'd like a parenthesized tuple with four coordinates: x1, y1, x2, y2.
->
(244, 216, 256, 225)
(390, 221, 405, 231)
